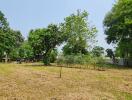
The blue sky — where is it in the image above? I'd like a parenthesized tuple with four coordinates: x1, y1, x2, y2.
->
(0, 0, 115, 49)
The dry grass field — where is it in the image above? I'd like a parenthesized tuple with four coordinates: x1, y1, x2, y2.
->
(0, 63, 132, 100)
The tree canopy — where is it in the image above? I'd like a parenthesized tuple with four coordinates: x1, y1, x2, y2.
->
(103, 0, 132, 58)
(0, 10, 104, 65)
(62, 10, 97, 55)
(0, 11, 24, 61)
(28, 24, 66, 65)
(0, 11, 9, 30)
(92, 46, 104, 57)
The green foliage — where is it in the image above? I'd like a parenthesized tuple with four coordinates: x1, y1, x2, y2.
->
(20, 41, 34, 59)
(0, 11, 24, 61)
(63, 43, 88, 55)
(9, 48, 19, 60)
(5, 30, 24, 56)
(50, 49, 58, 63)
(10, 41, 34, 60)
(106, 49, 114, 59)
(0, 10, 9, 59)
(103, 0, 132, 58)
(62, 10, 97, 55)
(57, 53, 105, 68)
(28, 24, 66, 65)
(64, 54, 86, 65)
(106, 49, 116, 64)
(92, 46, 104, 57)
(56, 54, 65, 65)
(0, 10, 9, 30)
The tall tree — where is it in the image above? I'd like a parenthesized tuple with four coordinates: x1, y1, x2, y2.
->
(103, 0, 132, 59)
(0, 10, 9, 60)
(28, 24, 66, 65)
(5, 30, 24, 59)
(62, 10, 97, 55)
(0, 11, 24, 61)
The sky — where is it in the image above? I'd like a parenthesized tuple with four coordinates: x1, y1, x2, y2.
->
(0, 0, 115, 50)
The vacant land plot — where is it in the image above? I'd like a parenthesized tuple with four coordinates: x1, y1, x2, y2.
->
(0, 63, 132, 100)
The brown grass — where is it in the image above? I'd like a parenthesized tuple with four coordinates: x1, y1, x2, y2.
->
(0, 63, 132, 100)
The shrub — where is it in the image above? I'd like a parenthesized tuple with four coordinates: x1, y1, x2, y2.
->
(56, 53, 106, 68)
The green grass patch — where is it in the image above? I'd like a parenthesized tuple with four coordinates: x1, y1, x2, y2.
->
(112, 90, 132, 100)
(0, 63, 15, 75)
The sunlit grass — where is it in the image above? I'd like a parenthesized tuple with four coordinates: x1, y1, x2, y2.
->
(0, 63, 15, 75)
(0, 63, 132, 100)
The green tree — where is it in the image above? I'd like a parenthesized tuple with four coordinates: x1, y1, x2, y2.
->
(0, 11, 9, 30)
(62, 10, 97, 55)
(92, 46, 104, 57)
(50, 49, 58, 63)
(6, 30, 24, 59)
(28, 29, 44, 61)
(103, 0, 132, 59)
(21, 41, 34, 60)
(10, 41, 34, 61)
(0, 11, 24, 62)
(0, 10, 9, 60)
(106, 49, 115, 63)
(9, 48, 19, 61)
(28, 24, 66, 65)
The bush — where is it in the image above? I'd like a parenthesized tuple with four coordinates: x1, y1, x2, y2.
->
(64, 54, 86, 65)
(56, 54, 106, 68)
